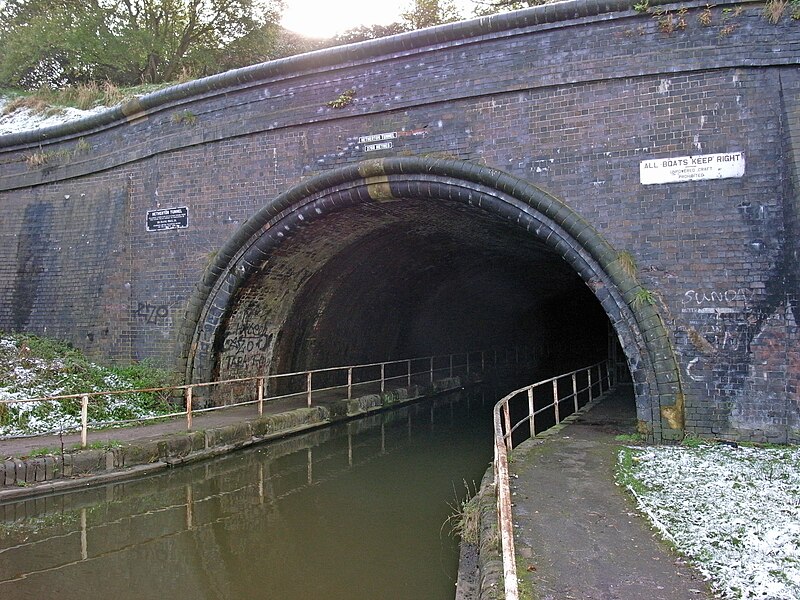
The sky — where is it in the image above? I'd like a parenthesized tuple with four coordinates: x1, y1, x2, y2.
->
(281, 0, 479, 39)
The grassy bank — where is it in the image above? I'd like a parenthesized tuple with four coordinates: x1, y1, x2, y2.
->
(0, 333, 176, 437)
(617, 441, 800, 599)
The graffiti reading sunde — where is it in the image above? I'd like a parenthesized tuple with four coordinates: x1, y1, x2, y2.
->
(640, 152, 744, 185)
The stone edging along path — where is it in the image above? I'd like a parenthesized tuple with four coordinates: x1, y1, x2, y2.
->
(0, 378, 461, 503)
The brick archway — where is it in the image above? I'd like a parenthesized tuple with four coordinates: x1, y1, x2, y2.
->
(178, 157, 684, 441)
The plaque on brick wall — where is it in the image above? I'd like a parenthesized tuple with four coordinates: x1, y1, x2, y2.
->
(146, 207, 189, 232)
(640, 152, 745, 185)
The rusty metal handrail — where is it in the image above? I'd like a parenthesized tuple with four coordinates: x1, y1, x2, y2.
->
(1, 346, 530, 447)
(492, 360, 614, 600)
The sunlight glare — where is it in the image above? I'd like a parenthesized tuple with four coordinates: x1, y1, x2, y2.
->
(281, 1, 401, 38)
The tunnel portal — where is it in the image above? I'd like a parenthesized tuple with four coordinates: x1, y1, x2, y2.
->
(181, 158, 669, 438)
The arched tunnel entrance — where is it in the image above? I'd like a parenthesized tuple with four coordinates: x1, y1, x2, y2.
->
(178, 158, 684, 441)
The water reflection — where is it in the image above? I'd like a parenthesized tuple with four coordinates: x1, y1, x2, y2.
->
(0, 387, 499, 600)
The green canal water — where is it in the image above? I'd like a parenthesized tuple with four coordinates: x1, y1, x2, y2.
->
(0, 386, 503, 600)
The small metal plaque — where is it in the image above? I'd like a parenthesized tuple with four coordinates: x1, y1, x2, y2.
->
(146, 207, 189, 232)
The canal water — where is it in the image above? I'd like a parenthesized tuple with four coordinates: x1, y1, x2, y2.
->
(0, 385, 507, 600)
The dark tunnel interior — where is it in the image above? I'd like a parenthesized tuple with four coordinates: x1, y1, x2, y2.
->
(217, 197, 616, 381)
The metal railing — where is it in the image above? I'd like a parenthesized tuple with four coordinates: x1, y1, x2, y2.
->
(1, 347, 529, 448)
(491, 360, 614, 600)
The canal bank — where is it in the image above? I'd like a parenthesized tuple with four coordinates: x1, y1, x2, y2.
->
(0, 377, 462, 502)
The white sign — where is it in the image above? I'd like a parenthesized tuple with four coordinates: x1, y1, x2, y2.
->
(640, 152, 745, 185)
(358, 132, 397, 144)
(364, 141, 393, 152)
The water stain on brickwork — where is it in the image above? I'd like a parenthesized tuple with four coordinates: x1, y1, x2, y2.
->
(11, 203, 52, 331)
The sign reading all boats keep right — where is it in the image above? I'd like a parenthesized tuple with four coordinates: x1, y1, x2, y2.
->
(640, 152, 745, 185)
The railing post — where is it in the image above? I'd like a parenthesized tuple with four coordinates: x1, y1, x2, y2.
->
(466, 353, 470, 377)
(481, 351, 485, 372)
(407, 359, 412, 386)
(588, 368, 593, 402)
(380, 363, 385, 393)
(503, 402, 513, 453)
(257, 377, 264, 416)
(552, 379, 560, 424)
(307, 372, 313, 407)
(80, 394, 89, 449)
(527, 388, 535, 437)
(347, 367, 353, 400)
(185, 386, 193, 431)
(430, 357, 434, 383)
(449, 354, 453, 378)
(494, 433, 520, 600)
(572, 373, 578, 412)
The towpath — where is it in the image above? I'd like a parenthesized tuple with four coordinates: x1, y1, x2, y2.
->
(509, 386, 712, 599)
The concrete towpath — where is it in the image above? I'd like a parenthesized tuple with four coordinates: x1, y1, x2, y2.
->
(508, 385, 713, 600)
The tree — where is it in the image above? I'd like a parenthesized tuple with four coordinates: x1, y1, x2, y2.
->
(331, 22, 410, 45)
(472, 0, 551, 17)
(0, 0, 285, 88)
(401, 0, 462, 29)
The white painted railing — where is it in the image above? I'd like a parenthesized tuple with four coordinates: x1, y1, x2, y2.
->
(1, 347, 529, 447)
(492, 360, 614, 600)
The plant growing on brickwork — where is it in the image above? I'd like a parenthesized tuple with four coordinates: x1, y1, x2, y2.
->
(25, 147, 72, 168)
(719, 23, 738, 36)
(698, 4, 714, 26)
(617, 250, 638, 279)
(763, 0, 788, 22)
(653, 8, 687, 34)
(327, 88, 356, 109)
(73, 138, 91, 155)
(677, 7, 689, 29)
(792, 0, 800, 20)
(171, 110, 197, 126)
(633, 0, 649, 13)
(632, 287, 656, 309)
(722, 5, 745, 18)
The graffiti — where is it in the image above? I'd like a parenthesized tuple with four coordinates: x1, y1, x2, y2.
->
(686, 311, 758, 354)
(222, 333, 271, 354)
(221, 321, 272, 373)
(682, 288, 753, 307)
(135, 301, 169, 324)
(229, 322, 270, 338)
(686, 357, 705, 382)
(223, 353, 268, 372)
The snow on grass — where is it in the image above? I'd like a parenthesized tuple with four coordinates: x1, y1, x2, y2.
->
(0, 334, 174, 438)
(618, 444, 800, 600)
(0, 96, 107, 135)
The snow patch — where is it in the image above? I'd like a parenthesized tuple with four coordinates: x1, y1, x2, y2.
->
(620, 444, 800, 599)
(0, 96, 107, 135)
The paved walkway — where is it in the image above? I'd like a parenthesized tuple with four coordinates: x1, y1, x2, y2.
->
(0, 377, 439, 459)
(0, 395, 309, 459)
(509, 385, 713, 600)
